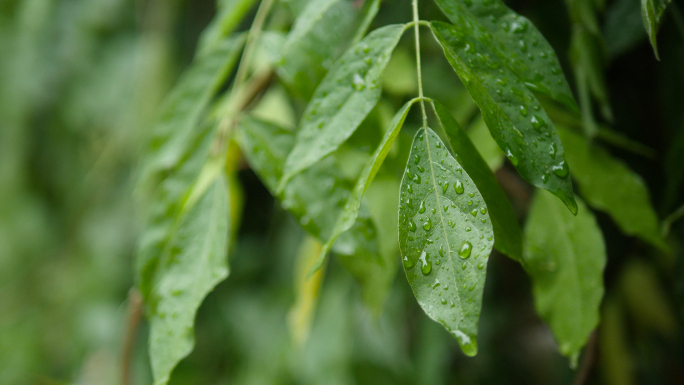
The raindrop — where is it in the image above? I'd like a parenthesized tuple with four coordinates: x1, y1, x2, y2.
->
(480, 207, 487, 214)
(458, 241, 473, 259)
(549, 143, 557, 159)
(454, 180, 465, 194)
(552, 161, 569, 178)
(470, 209, 478, 217)
(420, 251, 432, 275)
(418, 201, 426, 213)
(531, 115, 547, 132)
(408, 220, 417, 232)
(443, 182, 449, 194)
(519, 105, 528, 117)
(423, 217, 432, 231)
(352, 73, 365, 91)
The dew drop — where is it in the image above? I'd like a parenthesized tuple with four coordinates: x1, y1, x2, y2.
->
(443, 182, 449, 194)
(480, 207, 487, 214)
(470, 209, 478, 217)
(458, 241, 473, 259)
(552, 161, 569, 178)
(352, 73, 365, 91)
(418, 201, 426, 214)
(408, 220, 417, 232)
(519, 105, 528, 117)
(454, 180, 465, 194)
(423, 217, 432, 231)
(420, 251, 432, 275)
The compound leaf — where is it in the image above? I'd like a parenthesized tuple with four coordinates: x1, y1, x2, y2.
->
(279, 24, 406, 188)
(524, 191, 606, 364)
(430, 21, 577, 214)
(558, 127, 668, 252)
(400, 127, 494, 356)
(431, 100, 522, 262)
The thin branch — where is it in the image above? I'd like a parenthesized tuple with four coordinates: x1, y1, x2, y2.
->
(411, 0, 428, 129)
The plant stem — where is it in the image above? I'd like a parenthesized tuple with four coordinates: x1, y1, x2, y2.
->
(216, 0, 275, 148)
(411, 0, 428, 129)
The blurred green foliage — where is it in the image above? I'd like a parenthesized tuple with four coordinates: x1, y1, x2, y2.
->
(1, 0, 684, 384)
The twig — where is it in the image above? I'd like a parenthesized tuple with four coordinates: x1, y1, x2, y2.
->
(122, 288, 143, 385)
(572, 330, 597, 385)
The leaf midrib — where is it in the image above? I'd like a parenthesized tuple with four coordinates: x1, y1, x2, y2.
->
(422, 127, 465, 322)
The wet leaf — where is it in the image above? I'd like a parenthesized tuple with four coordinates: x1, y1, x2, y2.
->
(523, 191, 606, 364)
(399, 127, 494, 356)
(432, 0, 578, 111)
(197, 0, 256, 55)
(558, 127, 668, 252)
(431, 100, 522, 262)
(147, 176, 232, 385)
(279, 24, 406, 188)
(430, 21, 577, 214)
(641, 0, 672, 59)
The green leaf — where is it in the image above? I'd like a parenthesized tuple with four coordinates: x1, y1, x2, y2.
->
(287, 236, 325, 347)
(147, 176, 232, 385)
(399, 127, 494, 356)
(139, 35, 245, 188)
(430, 21, 578, 214)
(599, 298, 635, 385)
(523, 191, 606, 364)
(314, 98, 418, 272)
(278, 24, 406, 188)
(641, 0, 672, 59)
(466, 115, 505, 171)
(431, 100, 522, 262)
(432, 0, 578, 111)
(558, 127, 668, 252)
(277, 0, 358, 100)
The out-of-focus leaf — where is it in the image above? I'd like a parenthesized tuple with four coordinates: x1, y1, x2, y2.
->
(236, 116, 386, 308)
(314, 99, 417, 272)
(430, 21, 578, 214)
(139, 35, 245, 188)
(277, 0, 357, 100)
(382, 47, 417, 96)
(147, 176, 231, 385)
(619, 259, 679, 337)
(523, 191, 606, 364)
(604, 0, 647, 58)
(399, 127, 494, 356)
(466, 115, 505, 172)
(558, 128, 668, 252)
(197, 0, 256, 55)
(431, 100, 522, 262)
(600, 298, 635, 385)
(279, 24, 406, 187)
(641, 0, 672, 59)
(288, 236, 324, 347)
(250, 84, 297, 129)
(350, 0, 381, 45)
(432, 0, 579, 111)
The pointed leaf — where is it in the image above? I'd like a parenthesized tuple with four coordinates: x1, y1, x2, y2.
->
(148, 176, 231, 385)
(399, 127, 494, 356)
(279, 24, 406, 187)
(140, 35, 245, 186)
(314, 98, 418, 271)
(558, 127, 668, 252)
(523, 191, 606, 364)
(197, 0, 256, 55)
(430, 21, 577, 214)
(431, 100, 522, 262)
(641, 0, 672, 59)
(432, 0, 578, 111)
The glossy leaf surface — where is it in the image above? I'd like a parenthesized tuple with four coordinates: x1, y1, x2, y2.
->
(432, 0, 578, 111)
(430, 21, 577, 214)
(558, 128, 667, 251)
(641, 0, 672, 59)
(279, 24, 405, 187)
(431, 100, 522, 262)
(148, 176, 231, 385)
(524, 191, 605, 364)
(399, 127, 494, 356)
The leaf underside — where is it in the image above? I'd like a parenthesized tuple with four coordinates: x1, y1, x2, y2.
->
(523, 191, 606, 364)
(641, 0, 672, 59)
